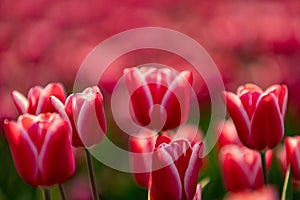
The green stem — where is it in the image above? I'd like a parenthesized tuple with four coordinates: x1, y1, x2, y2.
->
(43, 188, 51, 200)
(260, 151, 268, 184)
(58, 184, 67, 200)
(281, 165, 292, 200)
(85, 148, 100, 200)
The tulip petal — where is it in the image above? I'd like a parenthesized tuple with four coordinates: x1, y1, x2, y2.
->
(150, 146, 182, 200)
(11, 91, 29, 114)
(265, 84, 288, 117)
(251, 93, 284, 150)
(185, 142, 202, 200)
(223, 92, 251, 148)
(39, 119, 75, 186)
(76, 94, 105, 147)
(36, 83, 66, 114)
(4, 121, 39, 186)
(193, 184, 202, 200)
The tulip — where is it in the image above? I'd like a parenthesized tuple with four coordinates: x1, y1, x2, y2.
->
(223, 83, 287, 150)
(285, 136, 300, 180)
(4, 113, 75, 187)
(224, 186, 279, 200)
(11, 82, 66, 115)
(51, 86, 106, 148)
(149, 135, 203, 200)
(129, 125, 203, 188)
(124, 67, 193, 131)
(219, 145, 264, 192)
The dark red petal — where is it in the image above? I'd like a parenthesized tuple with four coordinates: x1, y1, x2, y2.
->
(251, 93, 284, 150)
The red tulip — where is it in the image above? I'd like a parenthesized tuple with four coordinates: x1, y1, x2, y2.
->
(149, 135, 203, 200)
(11, 82, 66, 115)
(219, 145, 264, 192)
(124, 67, 193, 131)
(51, 86, 106, 148)
(223, 83, 287, 150)
(129, 124, 203, 188)
(285, 136, 300, 180)
(4, 113, 75, 187)
(224, 186, 279, 200)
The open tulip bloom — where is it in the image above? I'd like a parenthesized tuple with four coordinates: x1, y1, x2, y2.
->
(11, 82, 66, 115)
(4, 113, 75, 187)
(223, 84, 287, 151)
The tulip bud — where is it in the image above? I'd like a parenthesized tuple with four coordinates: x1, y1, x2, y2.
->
(4, 113, 75, 187)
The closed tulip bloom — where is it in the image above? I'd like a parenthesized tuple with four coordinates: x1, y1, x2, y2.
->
(4, 113, 75, 187)
(51, 86, 106, 148)
(11, 82, 66, 115)
(124, 67, 193, 131)
(223, 84, 287, 150)
(285, 136, 300, 180)
(219, 145, 264, 192)
(149, 135, 203, 200)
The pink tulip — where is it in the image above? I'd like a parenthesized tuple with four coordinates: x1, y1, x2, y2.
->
(149, 135, 203, 200)
(51, 86, 106, 148)
(4, 113, 75, 187)
(224, 186, 279, 200)
(219, 145, 264, 192)
(124, 67, 193, 131)
(285, 136, 300, 180)
(223, 83, 287, 150)
(11, 82, 66, 115)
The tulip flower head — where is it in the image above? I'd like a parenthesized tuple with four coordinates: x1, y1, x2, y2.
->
(4, 113, 75, 187)
(285, 136, 300, 180)
(11, 82, 66, 115)
(149, 135, 203, 200)
(51, 86, 106, 148)
(223, 84, 287, 151)
(219, 145, 264, 192)
(124, 67, 193, 131)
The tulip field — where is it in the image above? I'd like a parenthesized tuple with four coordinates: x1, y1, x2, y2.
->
(1, 1, 300, 200)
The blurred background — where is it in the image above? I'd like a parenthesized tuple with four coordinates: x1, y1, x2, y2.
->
(1, 0, 300, 199)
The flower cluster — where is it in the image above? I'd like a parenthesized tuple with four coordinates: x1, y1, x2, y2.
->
(4, 66, 300, 200)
